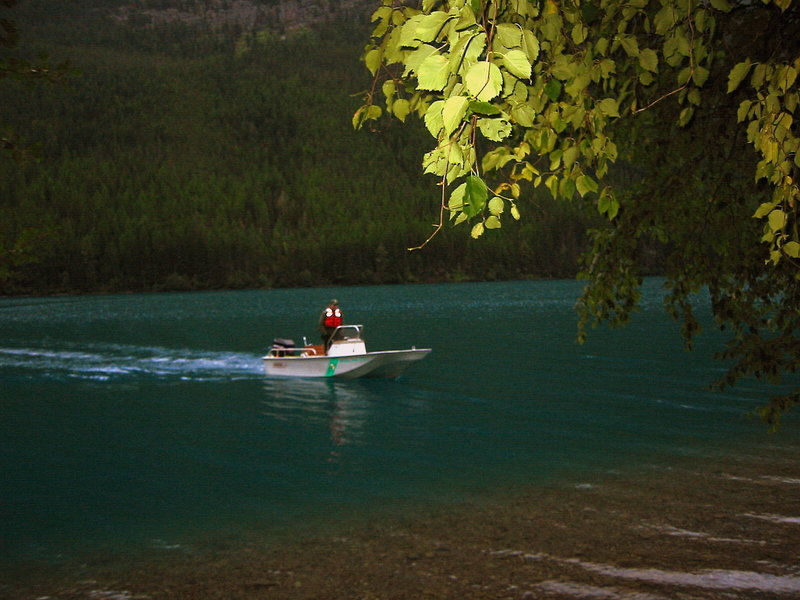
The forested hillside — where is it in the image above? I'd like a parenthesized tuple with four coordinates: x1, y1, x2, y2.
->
(0, 0, 598, 294)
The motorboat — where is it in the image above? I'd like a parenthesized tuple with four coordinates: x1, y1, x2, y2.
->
(263, 324, 431, 379)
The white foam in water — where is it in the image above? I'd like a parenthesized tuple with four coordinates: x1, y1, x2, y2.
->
(0, 344, 264, 382)
(760, 476, 800, 485)
(495, 551, 800, 596)
(88, 591, 149, 600)
(721, 474, 800, 486)
(577, 563, 800, 594)
(532, 580, 669, 599)
(638, 523, 766, 545)
(150, 538, 187, 551)
(742, 513, 800, 525)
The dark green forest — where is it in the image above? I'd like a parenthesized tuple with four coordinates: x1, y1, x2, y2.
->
(0, 0, 599, 295)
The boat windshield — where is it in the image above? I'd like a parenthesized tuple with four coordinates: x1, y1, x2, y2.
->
(331, 325, 363, 341)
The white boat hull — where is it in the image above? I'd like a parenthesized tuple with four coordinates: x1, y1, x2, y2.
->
(263, 348, 431, 379)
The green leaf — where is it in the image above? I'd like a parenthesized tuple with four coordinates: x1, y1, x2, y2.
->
(654, 6, 678, 34)
(560, 176, 576, 200)
(776, 65, 798, 93)
(469, 101, 501, 116)
(449, 32, 486, 74)
(448, 183, 466, 211)
(393, 98, 411, 122)
(598, 187, 619, 218)
(446, 141, 464, 166)
(399, 15, 425, 48)
(477, 116, 512, 141)
(675, 28, 691, 57)
(737, 100, 752, 123)
(562, 145, 579, 168)
(576, 174, 598, 197)
(523, 30, 540, 62)
(753, 201, 777, 218)
(511, 103, 535, 127)
(695, 8, 709, 32)
(765, 93, 781, 115)
(418, 53, 451, 91)
(422, 146, 447, 175)
(455, 5, 477, 30)
(488, 196, 505, 216)
(552, 55, 577, 81)
(768, 209, 788, 232)
(495, 23, 524, 49)
(353, 104, 383, 129)
(638, 48, 658, 73)
(595, 37, 609, 56)
(465, 61, 503, 102)
(502, 49, 532, 79)
(382, 80, 396, 99)
(693, 65, 710, 87)
(546, 174, 559, 199)
(352, 105, 367, 129)
(710, 0, 732, 12)
(549, 148, 563, 170)
(365, 48, 383, 76)
(571, 22, 587, 45)
(510, 204, 521, 220)
(759, 135, 779, 165)
(485, 215, 502, 229)
(414, 11, 452, 43)
(599, 58, 616, 78)
(597, 98, 619, 117)
(751, 63, 767, 88)
(470, 222, 485, 238)
(678, 106, 694, 127)
(617, 35, 639, 57)
(442, 95, 469, 136)
(405, 44, 438, 77)
(371, 5, 392, 22)
(464, 174, 489, 216)
(727, 60, 753, 93)
(424, 100, 445, 137)
(784, 241, 800, 258)
(482, 147, 515, 172)
(565, 71, 591, 98)
(544, 79, 562, 101)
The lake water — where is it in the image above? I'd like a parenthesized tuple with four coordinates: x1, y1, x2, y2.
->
(1, 279, 798, 597)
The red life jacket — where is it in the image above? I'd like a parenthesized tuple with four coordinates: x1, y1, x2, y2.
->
(323, 307, 342, 328)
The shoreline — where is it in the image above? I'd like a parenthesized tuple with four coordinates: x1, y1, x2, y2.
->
(4, 442, 799, 599)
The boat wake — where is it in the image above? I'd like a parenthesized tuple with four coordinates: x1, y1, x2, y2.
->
(0, 343, 264, 382)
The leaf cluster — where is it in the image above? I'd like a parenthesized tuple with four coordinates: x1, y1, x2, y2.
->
(356, 0, 800, 423)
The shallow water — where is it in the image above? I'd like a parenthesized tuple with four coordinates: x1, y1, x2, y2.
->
(1, 279, 798, 597)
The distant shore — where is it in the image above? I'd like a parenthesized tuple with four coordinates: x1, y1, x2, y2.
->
(4, 442, 799, 600)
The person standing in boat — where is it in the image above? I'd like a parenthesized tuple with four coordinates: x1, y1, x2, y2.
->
(319, 299, 343, 350)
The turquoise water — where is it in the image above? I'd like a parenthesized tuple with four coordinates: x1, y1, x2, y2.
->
(1, 279, 797, 568)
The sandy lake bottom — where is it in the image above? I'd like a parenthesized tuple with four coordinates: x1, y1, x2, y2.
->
(4, 441, 799, 600)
